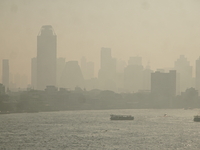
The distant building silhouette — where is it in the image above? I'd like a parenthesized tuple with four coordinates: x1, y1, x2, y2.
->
(2, 59, 9, 91)
(151, 70, 176, 107)
(60, 61, 84, 90)
(0, 83, 5, 95)
(57, 57, 66, 88)
(81, 56, 87, 79)
(143, 65, 152, 91)
(116, 59, 126, 92)
(31, 57, 37, 89)
(196, 57, 200, 95)
(98, 47, 116, 91)
(174, 55, 193, 94)
(124, 57, 143, 92)
(37, 25, 57, 90)
(86, 61, 94, 79)
(81, 57, 94, 80)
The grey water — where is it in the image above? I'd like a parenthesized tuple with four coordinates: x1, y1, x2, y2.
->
(1, 109, 200, 150)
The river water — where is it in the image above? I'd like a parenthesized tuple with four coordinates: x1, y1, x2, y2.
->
(0, 109, 200, 150)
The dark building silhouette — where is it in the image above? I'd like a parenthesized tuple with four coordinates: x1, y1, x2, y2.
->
(60, 61, 84, 90)
(151, 70, 176, 107)
(2, 59, 9, 91)
(37, 25, 57, 90)
(31, 57, 37, 89)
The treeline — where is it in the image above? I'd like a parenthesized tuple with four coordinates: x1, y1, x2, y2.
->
(0, 87, 200, 113)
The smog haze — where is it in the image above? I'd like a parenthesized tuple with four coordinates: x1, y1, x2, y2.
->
(0, 0, 200, 81)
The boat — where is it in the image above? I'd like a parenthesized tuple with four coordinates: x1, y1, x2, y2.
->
(194, 115, 200, 122)
(110, 114, 134, 120)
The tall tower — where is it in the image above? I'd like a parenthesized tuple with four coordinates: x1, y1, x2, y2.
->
(174, 55, 192, 94)
(98, 47, 116, 91)
(2, 59, 9, 90)
(37, 25, 57, 90)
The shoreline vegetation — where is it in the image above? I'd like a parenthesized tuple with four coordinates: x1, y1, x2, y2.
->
(1, 87, 200, 114)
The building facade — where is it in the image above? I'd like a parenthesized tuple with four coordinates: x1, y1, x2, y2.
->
(151, 70, 176, 107)
(37, 25, 57, 90)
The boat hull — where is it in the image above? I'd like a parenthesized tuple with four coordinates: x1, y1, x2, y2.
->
(193, 116, 200, 122)
(110, 115, 134, 120)
(194, 118, 200, 122)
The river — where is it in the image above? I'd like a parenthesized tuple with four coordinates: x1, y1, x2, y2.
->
(0, 109, 200, 150)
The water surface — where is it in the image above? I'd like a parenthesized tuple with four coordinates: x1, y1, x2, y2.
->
(0, 109, 200, 150)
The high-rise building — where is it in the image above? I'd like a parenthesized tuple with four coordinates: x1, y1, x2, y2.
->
(81, 56, 87, 79)
(174, 55, 193, 94)
(31, 57, 37, 89)
(143, 65, 152, 91)
(124, 57, 143, 92)
(37, 25, 57, 90)
(2, 59, 9, 90)
(60, 61, 84, 90)
(151, 70, 176, 107)
(196, 57, 200, 95)
(98, 47, 116, 91)
(80, 57, 94, 80)
(86, 61, 94, 79)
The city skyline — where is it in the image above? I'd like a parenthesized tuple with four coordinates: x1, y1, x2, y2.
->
(0, 0, 200, 81)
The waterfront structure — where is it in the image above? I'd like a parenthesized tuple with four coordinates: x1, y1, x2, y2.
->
(37, 25, 57, 90)
(2, 59, 9, 90)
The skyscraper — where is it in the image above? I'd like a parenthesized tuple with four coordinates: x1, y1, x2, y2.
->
(151, 70, 176, 107)
(124, 57, 143, 92)
(2, 59, 9, 90)
(174, 55, 193, 93)
(37, 25, 57, 90)
(98, 47, 116, 91)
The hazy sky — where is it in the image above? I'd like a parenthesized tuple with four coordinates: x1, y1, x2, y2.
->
(0, 0, 200, 82)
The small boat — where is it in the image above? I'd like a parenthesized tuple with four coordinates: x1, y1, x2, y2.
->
(194, 115, 200, 122)
(110, 114, 134, 120)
